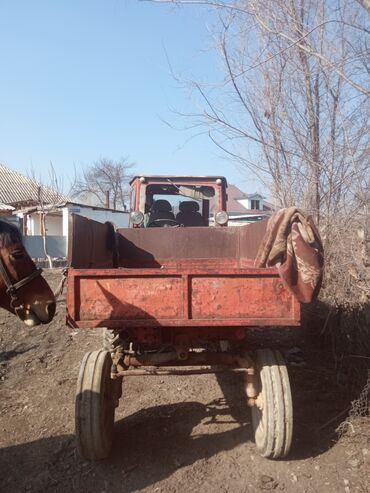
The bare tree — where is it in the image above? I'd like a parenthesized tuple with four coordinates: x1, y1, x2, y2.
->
(149, 0, 370, 97)
(29, 162, 74, 268)
(152, 0, 369, 221)
(73, 157, 135, 211)
(149, 0, 370, 310)
(355, 0, 370, 14)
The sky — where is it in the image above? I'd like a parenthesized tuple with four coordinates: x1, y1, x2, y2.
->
(0, 0, 258, 193)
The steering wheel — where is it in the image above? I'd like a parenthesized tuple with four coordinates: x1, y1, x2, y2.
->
(147, 218, 180, 228)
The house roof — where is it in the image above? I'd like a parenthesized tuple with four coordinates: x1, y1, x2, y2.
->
(227, 184, 248, 201)
(0, 203, 15, 211)
(14, 200, 129, 215)
(244, 192, 266, 199)
(226, 185, 251, 213)
(226, 185, 273, 214)
(0, 164, 69, 207)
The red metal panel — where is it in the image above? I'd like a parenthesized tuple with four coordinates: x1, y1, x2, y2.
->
(67, 317, 299, 328)
(66, 269, 77, 321)
(182, 275, 191, 320)
(191, 276, 294, 320)
(67, 267, 300, 328)
(68, 214, 116, 268)
(68, 267, 280, 277)
(115, 221, 268, 268)
(78, 276, 183, 321)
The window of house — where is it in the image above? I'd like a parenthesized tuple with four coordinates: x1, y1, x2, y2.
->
(251, 199, 260, 210)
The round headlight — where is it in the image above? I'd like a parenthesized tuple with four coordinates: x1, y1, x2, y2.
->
(215, 210, 229, 225)
(130, 211, 144, 225)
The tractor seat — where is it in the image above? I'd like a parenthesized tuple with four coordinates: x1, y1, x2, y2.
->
(176, 201, 204, 227)
(148, 199, 175, 226)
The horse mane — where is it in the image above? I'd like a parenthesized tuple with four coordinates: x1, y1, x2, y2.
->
(0, 219, 22, 248)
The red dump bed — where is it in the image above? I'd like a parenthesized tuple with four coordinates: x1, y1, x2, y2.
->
(66, 216, 300, 329)
(67, 265, 300, 328)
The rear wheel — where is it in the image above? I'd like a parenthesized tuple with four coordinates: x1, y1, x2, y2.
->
(251, 349, 293, 459)
(75, 350, 121, 460)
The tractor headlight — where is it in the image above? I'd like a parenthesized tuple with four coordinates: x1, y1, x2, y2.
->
(130, 211, 144, 225)
(215, 211, 229, 225)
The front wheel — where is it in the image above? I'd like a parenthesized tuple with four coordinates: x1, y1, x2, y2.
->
(251, 349, 293, 459)
(75, 350, 121, 460)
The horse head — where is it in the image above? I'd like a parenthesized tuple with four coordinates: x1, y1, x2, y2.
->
(0, 220, 56, 326)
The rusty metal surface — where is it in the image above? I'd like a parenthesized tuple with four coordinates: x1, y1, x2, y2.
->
(68, 214, 116, 269)
(67, 213, 300, 332)
(129, 175, 228, 186)
(116, 220, 268, 268)
(77, 275, 184, 321)
(67, 266, 300, 328)
(68, 209, 268, 269)
(130, 176, 228, 227)
(121, 350, 251, 367)
(191, 276, 292, 320)
(113, 367, 248, 376)
(238, 219, 270, 259)
(110, 351, 258, 403)
(116, 227, 239, 265)
(126, 326, 248, 345)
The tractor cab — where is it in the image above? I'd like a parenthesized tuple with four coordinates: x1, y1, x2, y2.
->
(129, 175, 228, 228)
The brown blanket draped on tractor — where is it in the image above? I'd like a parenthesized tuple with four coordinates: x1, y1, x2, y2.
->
(254, 207, 324, 303)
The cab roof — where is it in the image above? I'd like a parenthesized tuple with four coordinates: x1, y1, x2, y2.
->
(130, 175, 228, 186)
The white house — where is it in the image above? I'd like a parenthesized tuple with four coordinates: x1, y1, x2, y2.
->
(226, 185, 274, 226)
(0, 164, 129, 261)
(16, 201, 129, 237)
(15, 201, 129, 261)
(237, 193, 266, 211)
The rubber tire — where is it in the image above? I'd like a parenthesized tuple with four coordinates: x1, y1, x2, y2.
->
(75, 350, 120, 460)
(251, 349, 293, 459)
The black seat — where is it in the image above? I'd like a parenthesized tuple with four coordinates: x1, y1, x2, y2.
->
(176, 201, 204, 227)
(148, 199, 175, 226)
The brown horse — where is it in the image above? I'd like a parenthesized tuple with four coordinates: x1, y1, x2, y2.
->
(0, 219, 56, 326)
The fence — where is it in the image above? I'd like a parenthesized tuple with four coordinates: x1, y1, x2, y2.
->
(23, 235, 67, 260)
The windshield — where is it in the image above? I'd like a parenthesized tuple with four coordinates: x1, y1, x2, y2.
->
(143, 184, 215, 227)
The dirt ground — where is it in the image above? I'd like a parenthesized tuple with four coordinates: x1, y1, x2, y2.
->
(0, 270, 369, 493)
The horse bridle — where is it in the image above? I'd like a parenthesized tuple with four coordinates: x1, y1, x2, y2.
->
(0, 255, 43, 319)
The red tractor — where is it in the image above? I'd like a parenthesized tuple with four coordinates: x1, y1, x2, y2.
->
(67, 176, 320, 461)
